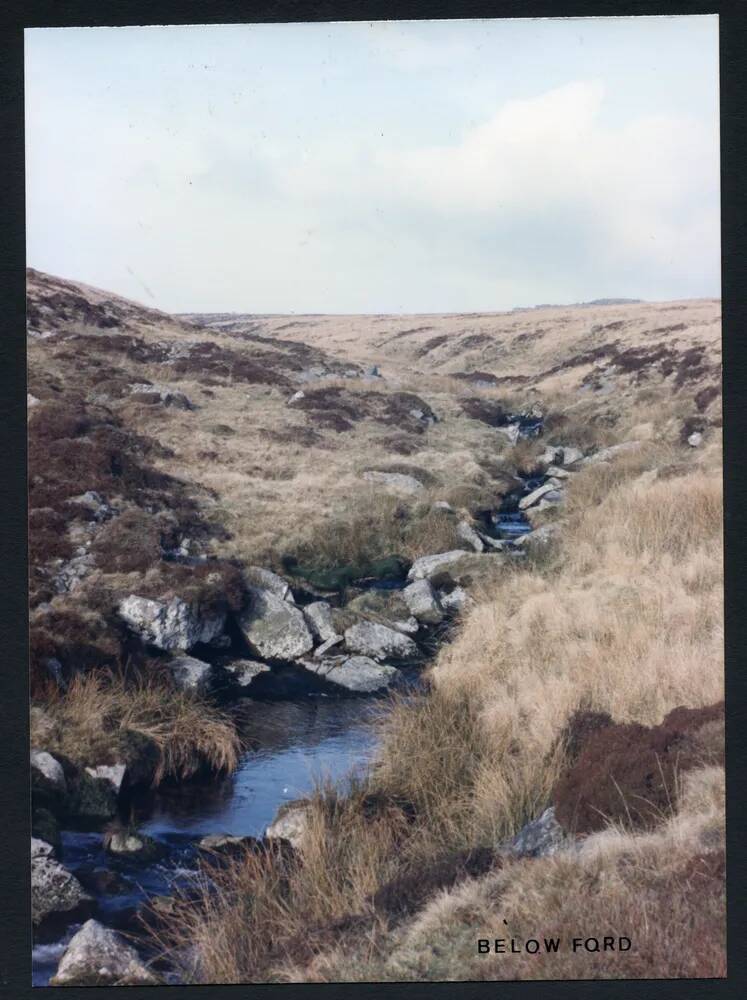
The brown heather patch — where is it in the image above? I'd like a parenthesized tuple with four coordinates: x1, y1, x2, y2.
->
(415, 334, 449, 357)
(294, 385, 437, 435)
(372, 847, 500, 920)
(695, 384, 720, 412)
(553, 703, 724, 834)
(459, 397, 511, 427)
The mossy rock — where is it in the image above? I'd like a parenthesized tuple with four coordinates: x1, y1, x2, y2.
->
(346, 589, 411, 623)
(68, 772, 118, 823)
(32, 807, 61, 852)
(284, 555, 409, 593)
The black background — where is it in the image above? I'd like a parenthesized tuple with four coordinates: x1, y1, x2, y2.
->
(1, 2, 744, 998)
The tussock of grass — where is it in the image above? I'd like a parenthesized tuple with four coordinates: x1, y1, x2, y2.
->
(35, 671, 240, 783)
(155, 429, 724, 983)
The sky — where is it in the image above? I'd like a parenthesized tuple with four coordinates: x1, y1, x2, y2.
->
(25, 16, 720, 314)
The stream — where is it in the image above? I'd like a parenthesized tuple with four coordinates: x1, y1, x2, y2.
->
(33, 454, 548, 987)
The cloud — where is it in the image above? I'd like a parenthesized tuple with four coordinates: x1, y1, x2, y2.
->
(26, 45, 720, 312)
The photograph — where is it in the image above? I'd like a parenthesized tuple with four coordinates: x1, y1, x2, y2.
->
(25, 15, 724, 986)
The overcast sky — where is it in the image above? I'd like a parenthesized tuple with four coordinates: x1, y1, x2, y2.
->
(25, 16, 720, 314)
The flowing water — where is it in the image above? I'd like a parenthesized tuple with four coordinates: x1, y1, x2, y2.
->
(33, 451, 550, 986)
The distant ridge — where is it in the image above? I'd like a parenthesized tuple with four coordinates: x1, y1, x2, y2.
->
(511, 297, 644, 312)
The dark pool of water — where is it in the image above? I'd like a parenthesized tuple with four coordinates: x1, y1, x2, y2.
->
(32, 695, 380, 986)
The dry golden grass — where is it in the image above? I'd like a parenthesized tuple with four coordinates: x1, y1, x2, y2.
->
(35, 671, 240, 783)
(155, 427, 724, 983)
(27, 270, 724, 983)
(310, 766, 725, 983)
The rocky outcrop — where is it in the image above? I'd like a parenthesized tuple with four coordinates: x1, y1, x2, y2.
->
(50, 919, 158, 986)
(499, 807, 573, 859)
(105, 830, 163, 860)
(407, 550, 470, 582)
(402, 579, 444, 624)
(313, 635, 344, 657)
(456, 520, 484, 552)
(362, 471, 425, 495)
(439, 586, 472, 613)
(32, 838, 91, 926)
(303, 601, 338, 643)
(168, 654, 215, 693)
(222, 658, 271, 688)
(67, 770, 119, 823)
(518, 482, 564, 510)
(344, 622, 419, 662)
(243, 565, 294, 601)
(238, 588, 314, 661)
(198, 833, 259, 854)
(118, 595, 226, 652)
(31, 750, 67, 796)
(581, 440, 641, 466)
(515, 522, 562, 547)
(265, 802, 310, 850)
(300, 655, 400, 693)
(129, 382, 193, 410)
(84, 763, 126, 795)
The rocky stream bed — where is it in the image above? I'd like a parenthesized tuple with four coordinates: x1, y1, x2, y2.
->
(31, 428, 598, 986)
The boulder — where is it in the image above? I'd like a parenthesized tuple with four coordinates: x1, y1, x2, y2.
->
(496, 423, 521, 445)
(402, 579, 444, 625)
(303, 601, 337, 642)
(545, 464, 571, 479)
(439, 586, 472, 613)
(265, 802, 310, 850)
(407, 550, 470, 582)
(537, 445, 561, 467)
(362, 471, 424, 496)
(31, 750, 67, 795)
(32, 842, 91, 926)
(198, 833, 259, 854)
(343, 589, 417, 635)
(69, 770, 119, 822)
(518, 482, 563, 510)
(581, 441, 641, 466)
(499, 807, 573, 859)
(118, 595, 225, 652)
(390, 616, 420, 635)
(129, 382, 193, 410)
(456, 520, 484, 552)
(222, 658, 271, 689)
(168, 654, 215, 693)
(238, 588, 314, 661)
(50, 919, 158, 986)
(68, 490, 115, 522)
(243, 565, 294, 602)
(27, 392, 41, 408)
(476, 530, 509, 551)
(559, 445, 584, 466)
(422, 552, 502, 591)
(313, 635, 344, 658)
(688, 431, 703, 447)
(300, 655, 400, 694)
(287, 390, 305, 404)
(344, 622, 419, 662)
(432, 500, 454, 512)
(515, 522, 562, 547)
(84, 764, 126, 795)
(104, 830, 163, 860)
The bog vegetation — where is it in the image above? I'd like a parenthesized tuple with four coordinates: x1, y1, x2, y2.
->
(27, 269, 724, 982)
